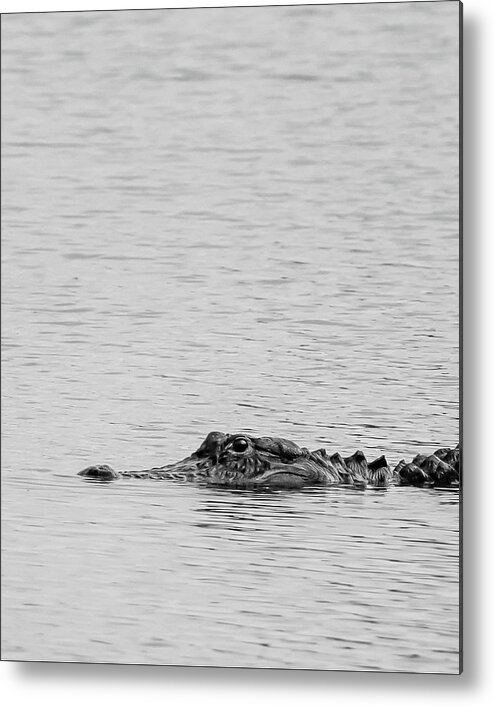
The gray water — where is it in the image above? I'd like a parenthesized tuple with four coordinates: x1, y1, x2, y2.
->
(1, 3, 460, 672)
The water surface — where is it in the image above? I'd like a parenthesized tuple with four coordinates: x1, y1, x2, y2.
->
(1, 3, 460, 672)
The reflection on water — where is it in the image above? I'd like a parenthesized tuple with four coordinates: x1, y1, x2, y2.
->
(1, 3, 459, 671)
(2, 474, 459, 670)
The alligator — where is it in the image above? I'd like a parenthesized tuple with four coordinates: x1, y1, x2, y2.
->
(78, 431, 461, 489)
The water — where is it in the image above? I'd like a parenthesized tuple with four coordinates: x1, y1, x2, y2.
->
(1, 3, 460, 672)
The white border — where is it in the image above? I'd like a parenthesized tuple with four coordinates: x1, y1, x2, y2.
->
(0, 0, 470, 13)
(1, 0, 493, 704)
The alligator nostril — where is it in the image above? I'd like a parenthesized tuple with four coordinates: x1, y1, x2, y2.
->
(231, 438, 249, 453)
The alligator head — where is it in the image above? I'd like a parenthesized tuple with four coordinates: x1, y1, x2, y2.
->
(79, 431, 344, 488)
(184, 431, 343, 488)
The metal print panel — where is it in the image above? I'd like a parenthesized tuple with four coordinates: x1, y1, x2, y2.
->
(1, 1, 461, 672)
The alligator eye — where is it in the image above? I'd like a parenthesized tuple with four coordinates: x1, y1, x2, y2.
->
(231, 438, 249, 453)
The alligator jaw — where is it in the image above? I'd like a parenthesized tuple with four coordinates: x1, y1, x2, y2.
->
(234, 464, 333, 489)
(252, 471, 315, 489)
